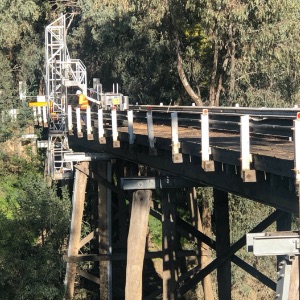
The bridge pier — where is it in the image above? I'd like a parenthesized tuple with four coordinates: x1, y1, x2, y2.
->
(125, 189, 152, 300)
(187, 187, 214, 300)
(214, 188, 231, 300)
(162, 189, 179, 300)
(98, 161, 112, 299)
(64, 161, 89, 299)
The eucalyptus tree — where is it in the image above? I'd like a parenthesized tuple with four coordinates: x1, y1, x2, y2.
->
(0, 0, 44, 109)
(72, 0, 193, 104)
(179, 0, 300, 107)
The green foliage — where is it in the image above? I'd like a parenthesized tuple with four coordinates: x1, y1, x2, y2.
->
(0, 105, 35, 142)
(0, 151, 71, 299)
(0, 0, 49, 110)
(148, 214, 162, 247)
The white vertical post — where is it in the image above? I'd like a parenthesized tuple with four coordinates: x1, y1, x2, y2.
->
(107, 161, 112, 300)
(98, 109, 106, 143)
(294, 115, 300, 182)
(68, 105, 73, 133)
(201, 109, 214, 171)
(201, 109, 210, 162)
(76, 107, 82, 137)
(37, 106, 42, 124)
(171, 112, 179, 152)
(111, 108, 120, 147)
(147, 110, 155, 149)
(171, 112, 182, 163)
(86, 106, 93, 139)
(240, 115, 251, 170)
(127, 110, 135, 144)
(43, 106, 48, 126)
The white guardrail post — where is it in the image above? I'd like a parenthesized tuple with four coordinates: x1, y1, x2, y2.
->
(76, 107, 83, 138)
(294, 113, 300, 183)
(111, 108, 120, 148)
(171, 112, 182, 163)
(240, 115, 256, 182)
(67, 105, 73, 134)
(86, 106, 93, 140)
(127, 110, 135, 145)
(37, 106, 42, 125)
(201, 109, 214, 171)
(98, 108, 106, 144)
(43, 105, 48, 127)
(147, 110, 157, 155)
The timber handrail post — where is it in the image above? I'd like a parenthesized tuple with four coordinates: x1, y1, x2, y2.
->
(146, 110, 157, 155)
(111, 108, 120, 148)
(240, 115, 256, 182)
(127, 110, 135, 145)
(98, 108, 106, 144)
(76, 107, 83, 138)
(171, 112, 183, 163)
(201, 109, 214, 171)
(86, 105, 93, 140)
(42, 105, 48, 127)
(67, 105, 73, 134)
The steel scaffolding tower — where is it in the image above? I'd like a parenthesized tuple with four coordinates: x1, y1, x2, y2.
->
(44, 14, 87, 180)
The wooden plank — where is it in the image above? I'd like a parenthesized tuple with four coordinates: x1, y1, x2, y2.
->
(79, 230, 95, 249)
(125, 190, 152, 300)
(64, 250, 198, 262)
(77, 269, 100, 285)
(289, 256, 299, 300)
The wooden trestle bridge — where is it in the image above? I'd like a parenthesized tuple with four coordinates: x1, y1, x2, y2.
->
(35, 104, 300, 299)
(33, 14, 299, 300)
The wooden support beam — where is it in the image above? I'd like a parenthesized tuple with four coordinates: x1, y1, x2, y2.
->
(64, 250, 198, 262)
(187, 187, 214, 300)
(98, 161, 112, 300)
(79, 231, 95, 249)
(276, 210, 292, 267)
(162, 189, 178, 300)
(116, 160, 128, 248)
(77, 269, 100, 285)
(64, 161, 89, 300)
(289, 256, 299, 300)
(214, 188, 231, 300)
(125, 190, 152, 300)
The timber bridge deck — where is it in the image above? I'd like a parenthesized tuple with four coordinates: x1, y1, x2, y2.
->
(42, 104, 300, 299)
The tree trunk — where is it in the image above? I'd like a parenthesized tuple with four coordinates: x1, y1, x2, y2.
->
(228, 24, 236, 103)
(177, 52, 203, 106)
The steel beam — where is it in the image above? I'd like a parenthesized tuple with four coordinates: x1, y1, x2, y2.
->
(64, 152, 115, 162)
(120, 176, 200, 190)
(246, 231, 300, 256)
